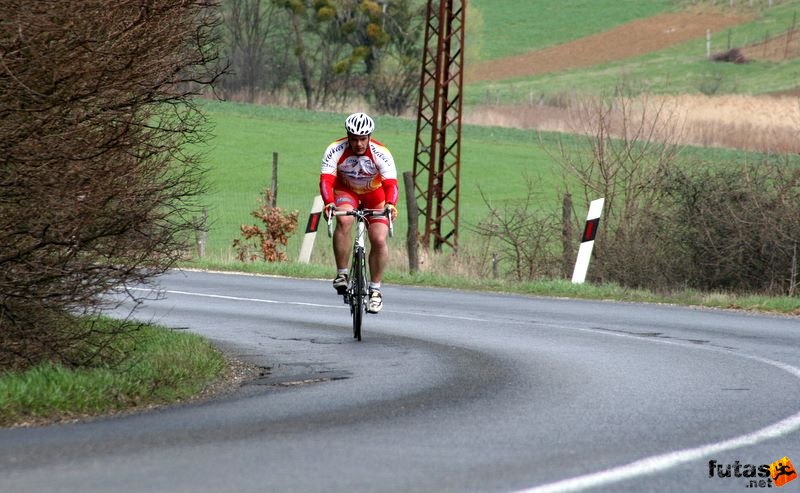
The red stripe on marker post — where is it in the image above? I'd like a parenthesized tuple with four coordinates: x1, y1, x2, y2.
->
(582, 218, 600, 243)
(572, 198, 604, 284)
(305, 212, 321, 234)
(299, 196, 324, 264)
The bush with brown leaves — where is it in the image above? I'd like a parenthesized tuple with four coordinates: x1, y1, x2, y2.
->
(0, 0, 225, 369)
(232, 189, 299, 262)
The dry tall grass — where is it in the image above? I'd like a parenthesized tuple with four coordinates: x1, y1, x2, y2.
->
(464, 93, 800, 153)
(310, 239, 499, 280)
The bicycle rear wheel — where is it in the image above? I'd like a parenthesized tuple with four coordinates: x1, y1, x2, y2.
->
(350, 247, 366, 341)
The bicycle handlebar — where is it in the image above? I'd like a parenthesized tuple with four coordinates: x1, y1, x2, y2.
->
(326, 207, 394, 239)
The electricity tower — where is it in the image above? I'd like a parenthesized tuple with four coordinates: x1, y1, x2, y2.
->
(412, 0, 466, 252)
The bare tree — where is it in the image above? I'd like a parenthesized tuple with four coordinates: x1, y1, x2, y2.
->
(362, 0, 424, 115)
(272, 0, 423, 111)
(543, 93, 685, 283)
(274, 0, 333, 109)
(367, 54, 419, 115)
(366, 0, 424, 115)
(222, 0, 291, 101)
(0, 0, 225, 369)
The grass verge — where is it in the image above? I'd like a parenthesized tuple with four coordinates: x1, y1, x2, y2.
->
(0, 320, 228, 428)
(185, 259, 800, 316)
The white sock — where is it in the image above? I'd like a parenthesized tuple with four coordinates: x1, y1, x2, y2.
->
(338, 269, 348, 276)
(369, 282, 381, 291)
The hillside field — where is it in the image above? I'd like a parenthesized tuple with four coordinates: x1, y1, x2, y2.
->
(194, 0, 800, 271)
(466, 0, 800, 98)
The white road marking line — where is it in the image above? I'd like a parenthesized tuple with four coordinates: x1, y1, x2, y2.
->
(130, 287, 492, 322)
(512, 329, 800, 493)
(515, 409, 800, 493)
(143, 289, 342, 308)
(133, 285, 800, 492)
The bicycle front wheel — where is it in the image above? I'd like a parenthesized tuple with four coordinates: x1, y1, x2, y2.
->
(350, 248, 366, 341)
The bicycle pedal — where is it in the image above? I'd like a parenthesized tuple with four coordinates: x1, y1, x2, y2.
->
(342, 294, 350, 304)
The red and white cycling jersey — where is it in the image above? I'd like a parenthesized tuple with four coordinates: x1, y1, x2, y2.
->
(319, 136, 398, 205)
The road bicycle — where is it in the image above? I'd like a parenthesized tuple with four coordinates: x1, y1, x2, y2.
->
(327, 206, 393, 341)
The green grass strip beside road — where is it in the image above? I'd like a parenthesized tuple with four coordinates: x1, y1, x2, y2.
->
(0, 322, 227, 427)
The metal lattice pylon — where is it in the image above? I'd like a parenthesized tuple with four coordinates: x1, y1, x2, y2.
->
(412, 0, 466, 252)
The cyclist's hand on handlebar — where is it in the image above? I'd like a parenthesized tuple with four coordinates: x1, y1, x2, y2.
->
(385, 204, 398, 221)
(324, 203, 336, 221)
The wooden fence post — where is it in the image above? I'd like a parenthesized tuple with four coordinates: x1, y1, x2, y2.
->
(403, 171, 419, 273)
(193, 207, 207, 258)
(562, 192, 574, 278)
(270, 152, 278, 207)
(790, 242, 798, 297)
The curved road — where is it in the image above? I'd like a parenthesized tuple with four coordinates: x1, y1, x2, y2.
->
(2, 270, 800, 492)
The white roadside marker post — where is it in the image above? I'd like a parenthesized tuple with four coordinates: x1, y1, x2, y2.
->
(298, 195, 324, 264)
(571, 198, 605, 284)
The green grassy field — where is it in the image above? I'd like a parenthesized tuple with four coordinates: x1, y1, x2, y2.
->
(199, 101, 564, 261)
(196, 100, 784, 265)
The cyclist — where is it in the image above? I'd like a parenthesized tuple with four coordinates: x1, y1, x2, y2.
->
(320, 112, 399, 313)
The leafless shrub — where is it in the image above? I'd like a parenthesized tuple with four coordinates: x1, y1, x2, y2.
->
(544, 92, 685, 282)
(543, 89, 800, 294)
(662, 156, 800, 294)
(367, 55, 420, 116)
(696, 70, 725, 95)
(0, 0, 225, 369)
(472, 178, 562, 282)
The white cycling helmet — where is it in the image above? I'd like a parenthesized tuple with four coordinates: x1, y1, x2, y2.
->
(345, 112, 375, 136)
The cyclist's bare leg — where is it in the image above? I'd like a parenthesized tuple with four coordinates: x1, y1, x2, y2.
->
(333, 212, 354, 270)
(367, 221, 389, 284)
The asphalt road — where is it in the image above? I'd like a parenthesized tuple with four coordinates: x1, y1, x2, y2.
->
(1, 270, 799, 493)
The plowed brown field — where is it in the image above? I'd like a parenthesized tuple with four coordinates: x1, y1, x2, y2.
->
(466, 13, 752, 83)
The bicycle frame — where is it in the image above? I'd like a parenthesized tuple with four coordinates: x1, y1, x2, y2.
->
(327, 206, 393, 340)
